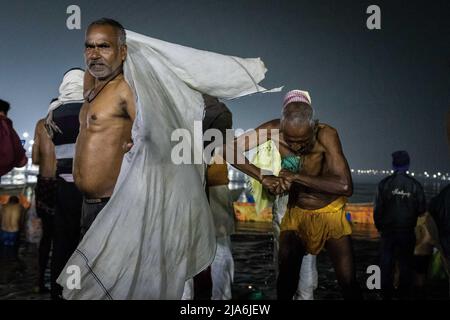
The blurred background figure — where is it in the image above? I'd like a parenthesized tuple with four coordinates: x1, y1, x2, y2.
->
(374, 150, 426, 300)
(0, 99, 27, 178)
(0, 196, 25, 257)
(32, 111, 57, 294)
(412, 212, 436, 297)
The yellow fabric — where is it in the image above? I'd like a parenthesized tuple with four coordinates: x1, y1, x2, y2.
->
(280, 197, 352, 255)
(250, 140, 282, 214)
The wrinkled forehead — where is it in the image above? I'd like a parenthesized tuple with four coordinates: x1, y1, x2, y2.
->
(86, 25, 119, 44)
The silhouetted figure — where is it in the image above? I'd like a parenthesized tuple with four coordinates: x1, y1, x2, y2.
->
(374, 151, 426, 300)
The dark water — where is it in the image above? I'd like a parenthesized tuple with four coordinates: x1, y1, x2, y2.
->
(1, 181, 448, 300)
(230, 180, 448, 300)
(349, 179, 445, 203)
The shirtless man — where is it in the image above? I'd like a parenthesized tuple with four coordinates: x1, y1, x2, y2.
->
(74, 18, 135, 237)
(227, 90, 361, 300)
(32, 115, 57, 292)
(0, 196, 24, 247)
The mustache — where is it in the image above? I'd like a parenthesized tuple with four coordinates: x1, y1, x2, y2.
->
(88, 60, 108, 67)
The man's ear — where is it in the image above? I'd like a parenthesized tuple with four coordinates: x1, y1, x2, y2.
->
(121, 44, 128, 62)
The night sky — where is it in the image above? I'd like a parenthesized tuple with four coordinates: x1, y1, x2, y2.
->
(0, 0, 449, 172)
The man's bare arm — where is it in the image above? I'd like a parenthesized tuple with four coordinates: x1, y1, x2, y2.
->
(31, 121, 42, 165)
(224, 120, 279, 182)
(282, 127, 353, 196)
(123, 85, 136, 123)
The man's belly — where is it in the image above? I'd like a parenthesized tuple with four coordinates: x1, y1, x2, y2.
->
(288, 188, 340, 210)
(74, 161, 121, 198)
(74, 147, 125, 198)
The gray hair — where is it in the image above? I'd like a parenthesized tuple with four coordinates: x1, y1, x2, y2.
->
(281, 102, 316, 128)
(87, 18, 126, 46)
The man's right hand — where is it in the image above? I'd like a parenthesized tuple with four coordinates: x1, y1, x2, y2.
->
(261, 175, 285, 195)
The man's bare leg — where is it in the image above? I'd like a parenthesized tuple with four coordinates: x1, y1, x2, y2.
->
(325, 235, 362, 300)
(277, 230, 306, 300)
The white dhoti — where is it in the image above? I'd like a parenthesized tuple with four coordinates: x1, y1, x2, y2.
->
(209, 184, 235, 300)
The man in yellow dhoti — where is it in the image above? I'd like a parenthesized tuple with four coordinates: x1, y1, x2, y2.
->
(227, 90, 361, 300)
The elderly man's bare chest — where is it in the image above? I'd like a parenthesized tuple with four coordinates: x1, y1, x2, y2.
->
(277, 142, 325, 176)
(84, 95, 126, 128)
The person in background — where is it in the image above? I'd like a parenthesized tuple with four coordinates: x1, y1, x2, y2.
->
(0, 196, 25, 249)
(374, 150, 426, 300)
(45, 68, 85, 300)
(32, 112, 57, 294)
(0, 99, 27, 178)
(412, 212, 435, 297)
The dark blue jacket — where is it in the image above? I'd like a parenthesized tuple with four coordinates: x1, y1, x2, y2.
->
(374, 172, 426, 233)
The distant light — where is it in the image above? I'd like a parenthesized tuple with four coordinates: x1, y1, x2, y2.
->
(433, 175, 437, 179)
(411, 173, 415, 176)
(27, 146, 32, 152)
(248, 285, 252, 289)
(406, 171, 410, 174)
(29, 140, 34, 145)
(437, 172, 441, 176)
(351, 169, 354, 173)
(22, 132, 29, 138)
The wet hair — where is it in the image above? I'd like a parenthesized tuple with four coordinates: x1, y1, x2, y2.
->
(8, 196, 20, 204)
(0, 99, 10, 116)
(64, 67, 84, 76)
(87, 18, 126, 46)
(281, 102, 315, 128)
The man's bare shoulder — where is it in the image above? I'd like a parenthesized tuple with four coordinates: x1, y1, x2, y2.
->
(317, 124, 341, 148)
(110, 77, 134, 98)
(36, 118, 46, 131)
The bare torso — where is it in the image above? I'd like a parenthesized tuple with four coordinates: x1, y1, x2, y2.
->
(275, 123, 339, 209)
(32, 119, 56, 178)
(1, 204, 23, 232)
(230, 119, 352, 211)
(74, 75, 135, 198)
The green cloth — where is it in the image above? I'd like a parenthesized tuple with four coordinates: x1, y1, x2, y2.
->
(250, 142, 302, 214)
(250, 141, 281, 214)
(281, 155, 301, 173)
(429, 250, 449, 280)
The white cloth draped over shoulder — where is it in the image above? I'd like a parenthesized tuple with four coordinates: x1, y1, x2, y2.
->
(56, 30, 281, 300)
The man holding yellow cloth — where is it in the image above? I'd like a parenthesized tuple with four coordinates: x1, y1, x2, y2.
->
(226, 90, 361, 300)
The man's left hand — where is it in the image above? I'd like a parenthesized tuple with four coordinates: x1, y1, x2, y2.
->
(123, 141, 134, 153)
(279, 169, 297, 183)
